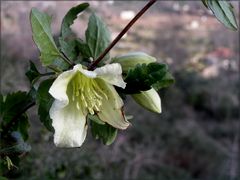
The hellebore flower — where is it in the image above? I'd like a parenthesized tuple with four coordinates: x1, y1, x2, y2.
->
(112, 52, 162, 113)
(49, 63, 129, 147)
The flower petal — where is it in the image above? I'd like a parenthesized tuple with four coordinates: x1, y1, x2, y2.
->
(94, 63, 126, 88)
(50, 97, 88, 147)
(73, 64, 97, 78)
(49, 69, 76, 107)
(96, 79, 129, 129)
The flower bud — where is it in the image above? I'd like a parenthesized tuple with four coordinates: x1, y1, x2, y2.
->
(111, 52, 156, 72)
(132, 88, 161, 113)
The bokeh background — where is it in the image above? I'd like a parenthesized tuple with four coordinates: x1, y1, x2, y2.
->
(1, 1, 239, 180)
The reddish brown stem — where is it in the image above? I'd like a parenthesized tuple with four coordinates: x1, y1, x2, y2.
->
(88, 0, 157, 70)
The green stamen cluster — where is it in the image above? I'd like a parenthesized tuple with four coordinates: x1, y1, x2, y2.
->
(71, 73, 108, 114)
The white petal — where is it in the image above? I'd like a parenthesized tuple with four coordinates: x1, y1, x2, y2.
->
(96, 79, 129, 129)
(73, 64, 97, 78)
(49, 69, 76, 107)
(50, 98, 88, 148)
(94, 63, 126, 88)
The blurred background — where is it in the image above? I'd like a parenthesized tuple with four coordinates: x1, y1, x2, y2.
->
(1, 1, 239, 180)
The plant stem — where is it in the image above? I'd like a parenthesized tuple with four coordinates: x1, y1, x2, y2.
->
(40, 72, 56, 76)
(47, 65, 62, 73)
(60, 52, 75, 67)
(88, 0, 157, 70)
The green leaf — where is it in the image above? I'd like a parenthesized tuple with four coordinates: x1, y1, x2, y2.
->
(0, 92, 32, 140)
(85, 13, 111, 63)
(90, 120, 117, 145)
(152, 71, 175, 90)
(25, 61, 41, 84)
(36, 79, 54, 132)
(60, 3, 89, 39)
(30, 8, 63, 66)
(0, 92, 32, 122)
(59, 3, 89, 62)
(59, 37, 78, 61)
(205, 0, 238, 31)
(76, 39, 92, 59)
(122, 62, 174, 94)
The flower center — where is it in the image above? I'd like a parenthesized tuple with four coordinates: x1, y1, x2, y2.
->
(71, 73, 107, 114)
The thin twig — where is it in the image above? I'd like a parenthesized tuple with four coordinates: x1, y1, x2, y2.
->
(40, 72, 56, 76)
(47, 65, 62, 73)
(60, 52, 75, 67)
(88, 0, 157, 70)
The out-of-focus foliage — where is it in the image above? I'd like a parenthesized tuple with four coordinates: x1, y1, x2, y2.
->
(202, 0, 238, 30)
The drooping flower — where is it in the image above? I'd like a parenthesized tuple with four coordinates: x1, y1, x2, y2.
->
(49, 63, 129, 147)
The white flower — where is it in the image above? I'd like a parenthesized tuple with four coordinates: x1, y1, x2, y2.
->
(49, 63, 129, 147)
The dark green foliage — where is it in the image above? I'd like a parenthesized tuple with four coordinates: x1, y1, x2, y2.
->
(0, 92, 32, 176)
(76, 39, 92, 60)
(36, 79, 54, 132)
(152, 71, 175, 90)
(85, 13, 111, 63)
(89, 115, 117, 145)
(122, 62, 174, 94)
(60, 3, 89, 39)
(59, 3, 89, 62)
(0, 91, 32, 140)
(25, 61, 41, 84)
(59, 37, 78, 61)
(202, 0, 238, 30)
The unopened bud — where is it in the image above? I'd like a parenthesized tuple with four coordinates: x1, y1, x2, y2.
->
(111, 52, 156, 72)
(132, 88, 161, 113)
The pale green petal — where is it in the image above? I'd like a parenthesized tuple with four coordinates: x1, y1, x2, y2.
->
(50, 98, 88, 147)
(111, 52, 156, 73)
(94, 63, 126, 88)
(132, 88, 161, 113)
(96, 79, 129, 129)
(49, 69, 77, 107)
